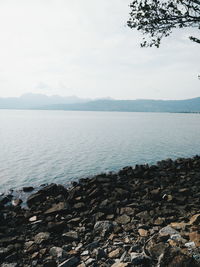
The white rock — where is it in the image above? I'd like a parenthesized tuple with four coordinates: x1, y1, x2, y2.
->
(185, 241, 196, 248)
(29, 216, 37, 222)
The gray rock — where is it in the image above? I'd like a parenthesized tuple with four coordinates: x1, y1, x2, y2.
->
(44, 202, 68, 215)
(24, 241, 34, 250)
(1, 264, 18, 267)
(94, 221, 113, 236)
(34, 232, 50, 244)
(49, 247, 67, 260)
(115, 215, 130, 225)
(84, 258, 95, 266)
(159, 226, 179, 236)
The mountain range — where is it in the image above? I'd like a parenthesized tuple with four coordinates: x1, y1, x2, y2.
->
(0, 93, 200, 113)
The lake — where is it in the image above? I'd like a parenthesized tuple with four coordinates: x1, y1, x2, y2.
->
(0, 110, 200, 191)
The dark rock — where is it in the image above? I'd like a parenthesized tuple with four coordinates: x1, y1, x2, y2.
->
(0, 195, 13, 205)
(130, 252, 150, 265)
(27, 192, 46, 208)
(58, 257, 79, 267)
(158, 247, 199, 267)
(23, 186, 34, 192)
(47, 221, 67, 233)
(44, 260, 57, 267)
(39, 183, 59, 196)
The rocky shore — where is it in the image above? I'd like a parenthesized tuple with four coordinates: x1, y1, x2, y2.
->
(1, 156, 200, 266)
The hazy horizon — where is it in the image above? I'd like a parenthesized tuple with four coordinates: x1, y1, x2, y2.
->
(0, 92, 200, 101)
(0, 0, 199, 100)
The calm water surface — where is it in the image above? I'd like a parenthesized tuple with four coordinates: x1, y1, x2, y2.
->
(0, 110, 200, 191)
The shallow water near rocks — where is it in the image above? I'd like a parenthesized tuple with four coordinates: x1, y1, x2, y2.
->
(0, 109, 200, 191)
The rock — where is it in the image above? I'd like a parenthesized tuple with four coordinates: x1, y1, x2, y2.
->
(159, 226, 179, 236)
(24, 241, 34, 250)
(135, 210, 150, 221)
(0, 246, 13, 259)
(138, 228, 148, 237)
(93, 248, 106, 260)
(108, 248, 122, 258)
(94, 221, 113, 236)
(147, 242, 168, 258)
(23, 186, 34, 192)
(1, 263, 18, 267)
(39, 183, 59, 196)
(11, 199, 22, 206)
(62, 244, 73, 252)
(170, 222, 187, 230)
(85, 241, 99, 250)
(0, 195, 13, 205)
(29, 216, 37, 222)
(49, 247, 67, 259)
(27, 192, 46, 208)
(62, 231, 78, 241)
(154, 217, 165, 226)
(74, 202, 85, 210)
(111, 263, 130, 267)
(130, 252, 150, 265)
(115, 215, 130, 225)
(84, 258, 95, 265)
(158, 247, 198, 267)
(44, 202, 68, 215)
(120, 207, 135, 216)
(81, 250, 89, 256)
(168, 234, 187, 245)
(189, 214, 200, 225)
(185, 242, 196, 249)
(44, 260, 57, 267)
(189, 232, 200, 247)
(58, 257, 79, 267)
(94, 212, 105, 221)
(34, 232, 50, 244)
(48, 221, 67, 233)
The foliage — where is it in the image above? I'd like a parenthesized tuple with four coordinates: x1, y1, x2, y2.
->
(127, 0, 200, 47)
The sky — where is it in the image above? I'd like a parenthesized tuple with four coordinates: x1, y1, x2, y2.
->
(0, 0, 199, 100)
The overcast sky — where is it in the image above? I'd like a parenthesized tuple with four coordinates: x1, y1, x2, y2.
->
(0, 0, 199, 100)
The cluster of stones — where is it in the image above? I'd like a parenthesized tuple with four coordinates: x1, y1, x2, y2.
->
(0, 156, 200, 266)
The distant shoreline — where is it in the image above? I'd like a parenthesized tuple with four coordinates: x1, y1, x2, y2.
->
(1, 95, 200, 113)
(0, 107, 200, 114)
